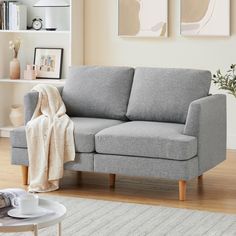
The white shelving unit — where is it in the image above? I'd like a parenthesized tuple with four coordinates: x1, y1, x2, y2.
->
(0, 0, 84, 137)
(0, 30, 70, 34)
(0, 79, 66, 85)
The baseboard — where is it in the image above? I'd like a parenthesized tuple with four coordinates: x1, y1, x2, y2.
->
(0, 126, 13, 138)
(227, 135, 236, 150)
(0, 131, 10, 137)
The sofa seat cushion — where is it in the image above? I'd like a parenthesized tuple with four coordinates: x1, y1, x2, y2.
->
(95, 121, 197, 161)
(72, 117, 123, 152)
(62, 66, 134, 120)
(126, 68, 211, 123)
(11, 118, 123, 153)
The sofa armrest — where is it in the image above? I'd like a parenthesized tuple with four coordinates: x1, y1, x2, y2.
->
(24, 86, 64, 124)
(183, 94, 226, 174)
(24, 91, 38, 124)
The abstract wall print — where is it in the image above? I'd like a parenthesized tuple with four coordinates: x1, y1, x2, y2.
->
(181, 0, 230, 36)
(118, 0, 168, 37)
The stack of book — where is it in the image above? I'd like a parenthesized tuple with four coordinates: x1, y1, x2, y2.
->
(0, 1, 27, 30)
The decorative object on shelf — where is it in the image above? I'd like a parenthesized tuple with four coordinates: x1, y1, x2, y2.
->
(10, 59, 21, 80)
(9, 38, 21, 80)
(34, 47, 63, 79)
(213, 64, 236, 98)
(9, 104, 24, 127)
(32, 18, 43, 31)
(34, 0, 70, 31)
(118, 0, 168, 37)
(0, 1, 27, 30)
(180, 0, 230, 36)
(24, 65, 38, 80)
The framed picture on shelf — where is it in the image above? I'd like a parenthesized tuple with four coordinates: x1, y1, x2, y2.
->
(34, 48, 63, 79)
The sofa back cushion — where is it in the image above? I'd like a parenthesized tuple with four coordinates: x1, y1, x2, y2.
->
(126, 67, 211, 123)
(62, 66, 134, 120)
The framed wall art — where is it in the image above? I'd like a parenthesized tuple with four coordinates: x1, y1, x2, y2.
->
(118, 0, 168, 37)
(180, 0, 230, 36)
(34, 48, 63, 79)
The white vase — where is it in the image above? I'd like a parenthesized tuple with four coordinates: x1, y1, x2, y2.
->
(9, 105, 24, 127)
(10, 58, 20, 80)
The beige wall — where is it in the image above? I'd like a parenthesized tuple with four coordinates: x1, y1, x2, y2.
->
(84, 0, 236, 149)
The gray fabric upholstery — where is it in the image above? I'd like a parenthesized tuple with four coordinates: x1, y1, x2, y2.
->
(11, 66, 226, 186)
(11, 148, 94, 172)
(72, 117, 123, 152)
(184, 94, 226, 174)
(11, 148, 29, 166)
(64, 153, 94, 171)
(95, 121, 197, 160)
(11, 118, 123, 153)
(24, 91, 38, 124)
(62, 66, 134, 120)
(127, 68, 211, 123)
(10, 127, 26, 148)
(94, 154, 198, 180)
(24, 86, 64, 124)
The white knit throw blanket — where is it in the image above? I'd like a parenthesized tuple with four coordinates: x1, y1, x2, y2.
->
(26, 84, 75, 192)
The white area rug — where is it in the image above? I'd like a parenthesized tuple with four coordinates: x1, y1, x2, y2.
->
(1, 196, 236, 236)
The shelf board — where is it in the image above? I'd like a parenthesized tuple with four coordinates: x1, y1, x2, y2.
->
(0, 78, 65, 85)
(0, 30, 70, 34)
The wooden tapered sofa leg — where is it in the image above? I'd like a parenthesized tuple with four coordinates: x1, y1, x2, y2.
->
(109, 174, 116, 188)
(77, 171, 82, 181)
(21, 166, 28, 185)
(179, 180, 186, 201)
(198, 175, 203, 182)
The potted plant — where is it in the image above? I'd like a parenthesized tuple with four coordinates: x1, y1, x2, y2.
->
(213, 64, 236, 98)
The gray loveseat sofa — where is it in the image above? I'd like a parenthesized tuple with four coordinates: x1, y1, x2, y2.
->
(10, 66, 226, 200)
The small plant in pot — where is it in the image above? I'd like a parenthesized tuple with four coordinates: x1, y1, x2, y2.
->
(213, 64, 236, 98)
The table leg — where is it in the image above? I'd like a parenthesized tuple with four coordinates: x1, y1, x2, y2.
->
(58, 222, 62, 236)
(33, 224, 38, 236)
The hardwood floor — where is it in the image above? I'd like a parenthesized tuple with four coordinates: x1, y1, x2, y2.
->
(1, 138, 236, 214)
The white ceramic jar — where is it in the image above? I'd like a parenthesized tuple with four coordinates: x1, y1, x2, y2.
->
(9, 105, 24, 127)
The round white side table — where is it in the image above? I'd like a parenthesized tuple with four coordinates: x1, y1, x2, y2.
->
(0, 199, 66, 236)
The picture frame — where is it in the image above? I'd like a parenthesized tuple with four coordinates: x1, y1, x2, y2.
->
(118, 0, 168, 38)
(180, 0, 230, 36)
(34, 48, 63, 79)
